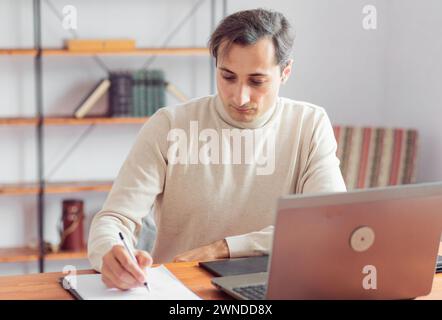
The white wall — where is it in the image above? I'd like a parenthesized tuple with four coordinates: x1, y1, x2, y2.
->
(1, 0, 441, 275)
(383, 0, 442, 183)
(230, 0, 389, 126)
(230, 0, 442, 183)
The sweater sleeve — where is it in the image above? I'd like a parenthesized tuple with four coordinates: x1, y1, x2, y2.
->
(225, 226, 274, 258)
(297, 107, 347, 194)
(225, 108, 346, 258)
(87, 110, 170, 272)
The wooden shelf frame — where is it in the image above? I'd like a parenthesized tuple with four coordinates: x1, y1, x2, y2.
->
(0, 116, 148, 126)
(44, 116, 148, 126)
(0, 247, 87, 263)
(0, 47, 209, 57)
(0, 181, 113, 196)
(0, 118, 38, 126)
(0, 49, 37, 56)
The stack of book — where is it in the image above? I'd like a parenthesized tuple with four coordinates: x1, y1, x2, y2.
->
(109, 69, 166, 117)
(73, 69, 167, 118)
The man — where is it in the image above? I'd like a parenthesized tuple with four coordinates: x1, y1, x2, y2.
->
(88, 8, 346, 290)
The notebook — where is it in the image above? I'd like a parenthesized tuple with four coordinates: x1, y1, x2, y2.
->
(60, 265, 201, 300)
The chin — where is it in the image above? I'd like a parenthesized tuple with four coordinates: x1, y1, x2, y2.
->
(229, 111, 257, 123)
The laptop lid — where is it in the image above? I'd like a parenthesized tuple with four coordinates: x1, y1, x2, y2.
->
(266, 182, 442, 299)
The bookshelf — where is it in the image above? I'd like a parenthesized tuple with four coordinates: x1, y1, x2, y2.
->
(0, 49, 37, 55)
(0, 0, 224, 272)
(0, 247, 43, 263)
(0, 181, 113, 196)
(0, 247, 88, 263)
(0, 47, 209, 57)
(0, 180, 111, 263)
(44, 117, 149, 126)
(0, 117, 148, 126)
(0, 184, 40, 196)
(0, 118, 39, 126)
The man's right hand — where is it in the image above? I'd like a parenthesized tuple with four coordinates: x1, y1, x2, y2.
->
(101, 245, 153, 290)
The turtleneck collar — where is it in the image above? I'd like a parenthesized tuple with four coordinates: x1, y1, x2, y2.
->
(214, 94, 279, 129)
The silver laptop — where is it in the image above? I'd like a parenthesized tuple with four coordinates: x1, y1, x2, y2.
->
(212, 182, 442, 300)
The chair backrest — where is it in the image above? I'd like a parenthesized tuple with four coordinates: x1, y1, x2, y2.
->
(333, 126, 418, 190)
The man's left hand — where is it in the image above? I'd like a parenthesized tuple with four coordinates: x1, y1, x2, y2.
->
(173, 239, 230, 262)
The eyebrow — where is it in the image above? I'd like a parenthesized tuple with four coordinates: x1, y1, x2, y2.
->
(219, 67, 269, 77)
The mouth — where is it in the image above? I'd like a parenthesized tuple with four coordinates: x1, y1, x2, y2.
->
(231, 106, 256, 114)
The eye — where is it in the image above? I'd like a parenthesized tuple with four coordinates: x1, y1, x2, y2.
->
(222, 75, 236, 82)
(249, 79, 265, 86)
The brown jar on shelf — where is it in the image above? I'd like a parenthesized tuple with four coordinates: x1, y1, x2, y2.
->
(59, 199, 85, 251)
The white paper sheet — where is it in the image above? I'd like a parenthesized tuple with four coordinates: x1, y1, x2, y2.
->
(63, 265, 201, 300)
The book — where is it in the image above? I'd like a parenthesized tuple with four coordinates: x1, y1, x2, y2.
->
(66, 39, 136, 52)
(109, 72, 133, 117)
(146, 70, 154, 116)
(73, 79, 111, 118)
(60, 265, 201, 300)
(132, 70, 143, 117)
(102, 39, 136, 51)
(152, 70, 161, 111)
(140, 70, 146, 116)
(66, 39, 103, 51)
(157, 70, 166, 108)
(108, 69, 168, 117)
(166, 82, 188, 102)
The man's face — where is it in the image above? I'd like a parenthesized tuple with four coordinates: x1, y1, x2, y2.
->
(216, 37, 292, 123)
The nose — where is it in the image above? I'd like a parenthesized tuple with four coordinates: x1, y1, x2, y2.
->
(232, 84, 250, 107)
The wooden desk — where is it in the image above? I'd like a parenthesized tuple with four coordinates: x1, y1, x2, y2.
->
(0, 262, 228, 300)
(0, 261, 441, 300)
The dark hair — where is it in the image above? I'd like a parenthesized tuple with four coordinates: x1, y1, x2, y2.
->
(209, 8, 295, 70)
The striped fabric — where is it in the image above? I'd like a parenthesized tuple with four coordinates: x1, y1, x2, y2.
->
(332, 126, 418, 190)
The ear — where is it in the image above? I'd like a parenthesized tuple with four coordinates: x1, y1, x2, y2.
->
(281, 59, 294, 84)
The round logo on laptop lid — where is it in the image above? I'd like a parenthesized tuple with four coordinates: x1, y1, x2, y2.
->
(350, 226, 375, 252)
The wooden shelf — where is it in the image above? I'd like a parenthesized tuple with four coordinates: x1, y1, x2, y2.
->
(0, 118, 38, 126)
(0, 181, 112, 196)
(0, 116, 148, 126)
(0, 47, 209, 56)
(45, 181, 112, 194)
(0, 247, 87, 263)
(0, 49, 37, 56)
(0, 247, 39, 263)
(43, 47, 209, 56)
(0, 183, 39, 196)
(44, 116, 148, 125)
(45, 248, 88, 261)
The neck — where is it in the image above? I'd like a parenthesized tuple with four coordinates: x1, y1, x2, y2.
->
(214, 95, 279, 129)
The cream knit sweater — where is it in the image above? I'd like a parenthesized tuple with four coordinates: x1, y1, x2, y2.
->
(88, 95, 346, 271)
